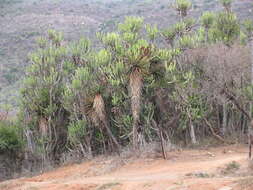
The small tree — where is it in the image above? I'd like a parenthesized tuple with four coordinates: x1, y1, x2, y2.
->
(21, 30, 72, 165)
(209, 12, 240, 46)
(200, 12, 215, 42)
(243, 20, 253, 83)
(243, 19, 253, 118)
(220, 0, 233, 12)
(0, 120, 22, 153)
(64, 48, 121, 154)
(174, 0, 192, 20)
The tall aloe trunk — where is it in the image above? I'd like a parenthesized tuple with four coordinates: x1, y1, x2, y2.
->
(222, 101, 227, 136)
(189, 119, 197, 144)
(205, 26, 211, 43)
(250, 38, 253, 159)
(250, 39, 253, 118)
(129, 69, 143, 149)
(93, 94, 120, 152)
(39, 117, 48, 137)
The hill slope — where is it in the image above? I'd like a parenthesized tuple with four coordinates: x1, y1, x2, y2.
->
(0, 0, 252, 108)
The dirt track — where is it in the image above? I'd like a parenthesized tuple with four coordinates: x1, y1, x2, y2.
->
(1, 145, 253, 190)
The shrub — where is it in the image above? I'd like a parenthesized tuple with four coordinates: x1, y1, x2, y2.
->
(68, 120, 87, 146)
(0, 121, 22, 152)
(220, 161, 240, 175)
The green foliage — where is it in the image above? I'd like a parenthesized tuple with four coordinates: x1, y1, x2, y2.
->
(175, 0, 192, 17)
(48, 29, 63, 46)
(20, 29, 75, 161)
(118, 16, 144, 34)
(145, 24, 159, 42)
(178, 35, 197, 50)
(97, 32, 122, 53)
(239, 31, 247, 45)
(162, 27, 177, 46)
(0, 121, 22, 152)
(196, 27, 206, 42)
(184, 18, 195, 31)
(174, 22, 187, 36)
(36, 37, 47, 49)
(22, 30, 68, 115)
(201, 12, 215, 29)
(68, 120, 87, 145)
(170, 67, 208, 131)
(70, 37, 90, 65)
(243, 19, 253, 38)
(93, 49, 111, 67)
(209, 12, 240, 45)
(219, 0, 233, 10)
(19, 0, 253, 159)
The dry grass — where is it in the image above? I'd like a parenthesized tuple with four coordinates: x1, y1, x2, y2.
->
(0, 182, 9, 189)
(236, 176, 253, 190)
(119, 142, 178, 160)
(185, 172, 215, 178)
(247, 160, 253, 171)
(217, 161, 241, 176)
(72, 142, 177, 177)
(0, 180, 24, 190)
(96, 182, 121, 190)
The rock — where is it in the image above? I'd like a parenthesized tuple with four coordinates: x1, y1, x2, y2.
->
(207, 152, 215, 157)
(218, 186, 232, 190)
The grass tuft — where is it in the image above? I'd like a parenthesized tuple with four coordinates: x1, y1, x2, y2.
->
(96, 182, 121, 190)
(220, 161, 240, 175)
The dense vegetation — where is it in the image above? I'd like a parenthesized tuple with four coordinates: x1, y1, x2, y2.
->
(1, 0, 253, 175)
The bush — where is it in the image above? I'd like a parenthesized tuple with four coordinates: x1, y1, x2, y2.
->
(220, 161, 240, 175)
(0, 121, 22, 152)
(68, 120, 87, 146)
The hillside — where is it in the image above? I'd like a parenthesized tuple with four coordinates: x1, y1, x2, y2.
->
(0, 0, 252, 108)
(1, 145, 253, 190)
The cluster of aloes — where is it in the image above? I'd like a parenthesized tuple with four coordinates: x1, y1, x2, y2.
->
(98, 17, 162, 148)
(21, 30, 75, 162)
(20, 0, 253, 161)
(63, 47, 122, 154)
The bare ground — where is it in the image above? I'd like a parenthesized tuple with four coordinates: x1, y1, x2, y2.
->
(1, 145, 253, 190)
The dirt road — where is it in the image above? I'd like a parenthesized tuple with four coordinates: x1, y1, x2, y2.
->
(1, 145, 252, 190)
